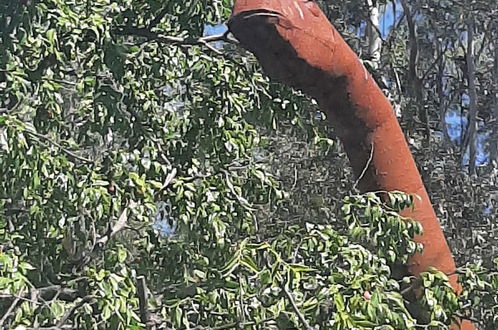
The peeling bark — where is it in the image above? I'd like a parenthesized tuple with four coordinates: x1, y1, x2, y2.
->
(228, 1, 474, 329)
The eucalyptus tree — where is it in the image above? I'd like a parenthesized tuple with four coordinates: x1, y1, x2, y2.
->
(0, 0, 497, 329)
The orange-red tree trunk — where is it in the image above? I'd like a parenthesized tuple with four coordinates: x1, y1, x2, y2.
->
(229, 1, 473, 329)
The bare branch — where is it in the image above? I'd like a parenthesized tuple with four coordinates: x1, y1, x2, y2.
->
(0, 99, 23, 115)
(148, 6, 170, 29)
(282, 285, 312, 330)
(115, 26, 237, 53)
(0, 294, 22, 327)
(25, 129, 93, 164)
(421, 43, 449, 82)
(25, 326, 73, 330)
(56, 295, 94, 328)
(0, 286, 78, 302)
(137, 276, 152, 330)
(191, 318, 276, 330)
(353, 142, 374, 191)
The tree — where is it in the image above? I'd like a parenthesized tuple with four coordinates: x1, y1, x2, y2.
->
(0, 0, 497, 329)
(228, 1, 472, 328)
(315, 0, 498, 287)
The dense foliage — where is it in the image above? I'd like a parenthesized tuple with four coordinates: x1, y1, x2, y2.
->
(0, 0, 496, 329)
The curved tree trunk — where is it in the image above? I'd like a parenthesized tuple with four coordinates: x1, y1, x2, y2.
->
(228, 1, 474, 329)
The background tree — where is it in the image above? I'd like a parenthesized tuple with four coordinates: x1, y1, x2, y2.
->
(316, 0, 498, 266)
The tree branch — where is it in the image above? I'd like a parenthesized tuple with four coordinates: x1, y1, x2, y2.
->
(191, 318, 275, 330)
(115, 26, 237, 54)
(421, 43, 449, 82)
(353, 142, 374, 191)
(25, 129, 93, 164)
(148, 6, 171, 29)
(137, 276, 152, 330)
(0, 285, 78, 302)
(282, 285, 312, 330)
(0, 294, 22, 327)
(56, 295, 94, 328)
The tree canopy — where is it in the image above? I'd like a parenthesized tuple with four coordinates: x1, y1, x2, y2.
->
(0, 0, 497, 329)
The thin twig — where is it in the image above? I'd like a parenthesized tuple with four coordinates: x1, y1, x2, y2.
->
(191, 318, 276, 330)
(45, 78, 78, 87)
(353, 142, 374, 190)
(0, 294, 22, 327)
(221, 169, 255, 211)
(291, 167, 298, 190)
(148, 6, 170, 29)
(56, 295, 94, 328)
(421, 43, 449, 82)
(115, 27, 237, 52)
(0, 293, 41, 305)
(25, 326, 73, 330)
(25, 129, 93, 164)
(0, 99, 23, 115)
(238, 275, 245, 325)
(282, 285, 312, 330)
(0, 285, 78, 301)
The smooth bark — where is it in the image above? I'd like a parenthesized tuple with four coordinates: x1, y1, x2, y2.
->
(229, 1, 474, 329)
